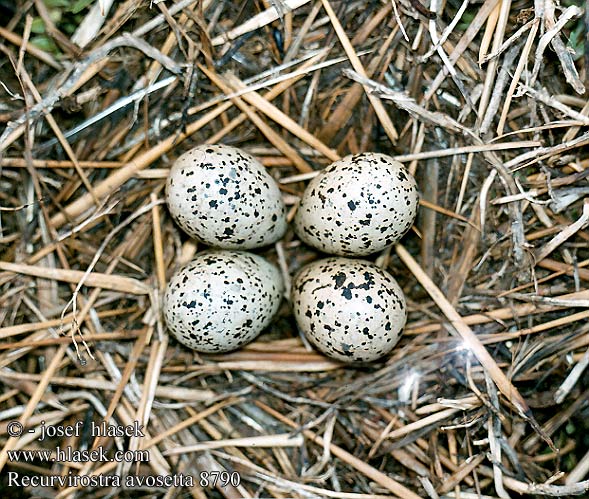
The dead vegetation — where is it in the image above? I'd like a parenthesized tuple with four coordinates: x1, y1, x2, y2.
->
(1, 0, 589, 497)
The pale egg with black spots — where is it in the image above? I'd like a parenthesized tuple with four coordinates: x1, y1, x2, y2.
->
(163, 250, 284, 353)
(166, 144, 287, 249)
(294, 152, 419, 256)
(291, 257, 406, 362)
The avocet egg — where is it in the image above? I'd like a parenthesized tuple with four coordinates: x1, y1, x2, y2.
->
(166, 144, 287, 249)
(292, 257, 406, 362)
(164, 250, 284, 353)
(294, 152, 419, 256)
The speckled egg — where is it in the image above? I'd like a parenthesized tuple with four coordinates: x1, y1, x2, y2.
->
(166, 144, 287, 249)
(291, 257, 406, 362)
(294, 152, 419, 256)
(163, 250, 284, 353)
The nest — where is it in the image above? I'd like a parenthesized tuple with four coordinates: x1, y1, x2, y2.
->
(1, 0, 589, 497)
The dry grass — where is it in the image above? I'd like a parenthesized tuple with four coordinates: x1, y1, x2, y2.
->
(1, 0, 589, 497)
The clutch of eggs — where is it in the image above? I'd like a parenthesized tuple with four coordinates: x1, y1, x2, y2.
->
(162, 145, 415, 358)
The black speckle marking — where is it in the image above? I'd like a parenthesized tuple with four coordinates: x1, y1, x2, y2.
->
(333, 272, 346, 288)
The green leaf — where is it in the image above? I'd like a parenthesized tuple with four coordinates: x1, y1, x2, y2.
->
(30, 35, 59, 53)
(30, 17, 46, 34)
(43, 0, 71, 8)
(70, 0, 94, 14)
(63, 22, 77, 35)
(567, 20, 585, 61)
